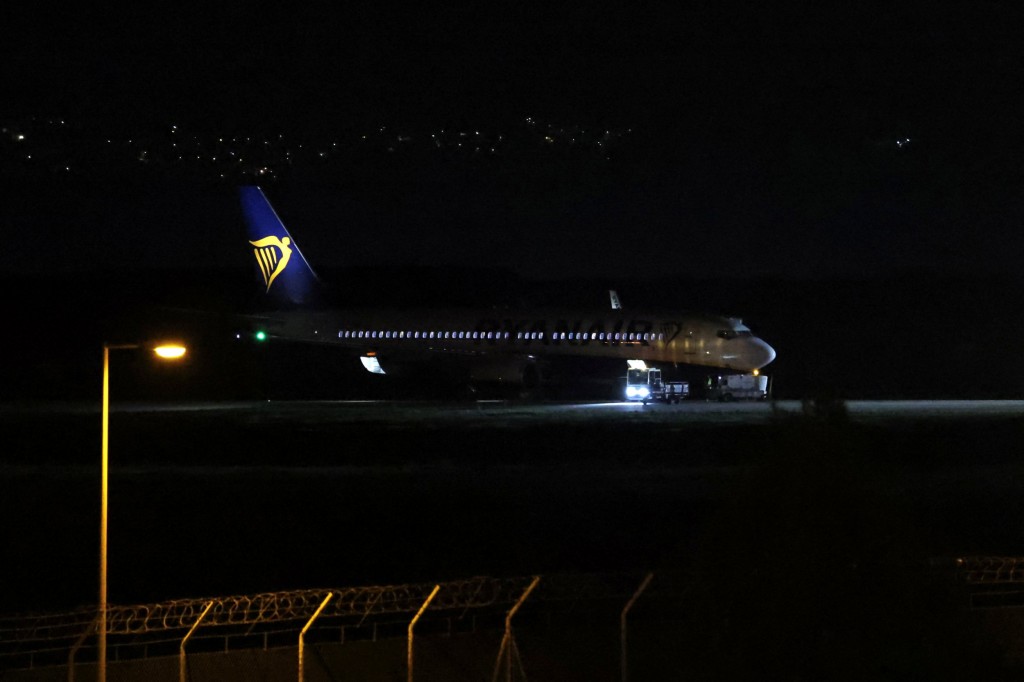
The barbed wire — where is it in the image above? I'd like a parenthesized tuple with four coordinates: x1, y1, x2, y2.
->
(106, 576, 541, 634)
(956, 556, 1024, 584)
(0, 571, 651, 667)
(6, 560, 994, 670)
(0, 607, 96, 646)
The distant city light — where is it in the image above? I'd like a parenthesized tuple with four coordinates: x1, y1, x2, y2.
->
(0, 115, 633, 181)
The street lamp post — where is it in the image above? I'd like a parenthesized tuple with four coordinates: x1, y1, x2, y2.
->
(99, 342, 186, 682)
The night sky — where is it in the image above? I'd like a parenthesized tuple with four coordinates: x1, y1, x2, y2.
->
(3, 3, 1023, 280)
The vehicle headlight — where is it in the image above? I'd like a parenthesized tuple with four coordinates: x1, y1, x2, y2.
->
(638, 386, 650, 398)
(626, 386, 638, 398)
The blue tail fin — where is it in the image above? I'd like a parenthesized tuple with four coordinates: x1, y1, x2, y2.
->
(240, 186, 320, 305)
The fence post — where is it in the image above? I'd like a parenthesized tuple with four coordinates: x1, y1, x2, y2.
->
(621, 572, 654, 682)
(491, 576, 541, 682)
(408, 584, 441, 682)
(67, 617, 97, 682)
(298, 592, 334, 682)
(179, 601, 214, 682)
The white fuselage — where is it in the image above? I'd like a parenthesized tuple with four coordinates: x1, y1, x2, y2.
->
(257, 307, 777, 372)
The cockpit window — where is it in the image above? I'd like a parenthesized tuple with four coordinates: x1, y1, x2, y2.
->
(717, 329, 753, 340)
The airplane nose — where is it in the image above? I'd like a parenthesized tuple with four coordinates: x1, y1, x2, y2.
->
(749, 337, 776, 369)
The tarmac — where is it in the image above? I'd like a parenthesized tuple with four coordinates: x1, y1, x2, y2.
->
(4, 399, 1024, 677)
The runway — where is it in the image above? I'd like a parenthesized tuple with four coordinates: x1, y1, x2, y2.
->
(5, 398, 1024, 426)
(3, 398, 1024, 618)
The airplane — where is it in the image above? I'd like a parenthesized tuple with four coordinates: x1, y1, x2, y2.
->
(239, 186, 776, 397)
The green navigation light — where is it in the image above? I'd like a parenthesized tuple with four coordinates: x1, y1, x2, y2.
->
(255, 331, 267, 342)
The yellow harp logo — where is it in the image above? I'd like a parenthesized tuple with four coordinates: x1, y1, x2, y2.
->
(250, 235, 292, 293)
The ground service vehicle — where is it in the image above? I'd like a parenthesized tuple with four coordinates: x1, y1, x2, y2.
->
(625, 367, 689, 404)
(705, 373, 770, 401)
